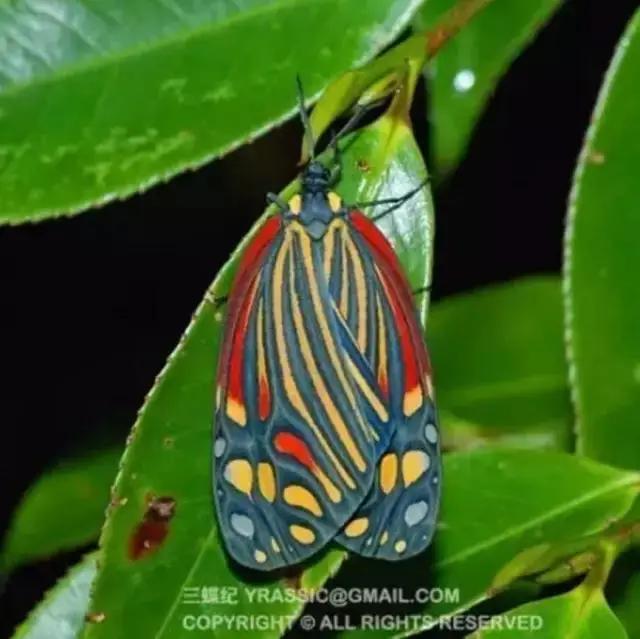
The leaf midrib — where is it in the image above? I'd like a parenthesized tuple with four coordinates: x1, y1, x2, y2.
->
(438, 472, 638, 568)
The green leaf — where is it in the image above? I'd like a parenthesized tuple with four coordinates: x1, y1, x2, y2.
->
(82, 87, 434, 639)
(303, 33, 426, 162)
(415, 0, 563, 176)
(565, 10, 640, 470)
(11, 554, 97, 639)
(0, 0, 422, 224)
(331, 449, 639, 638)
(2, 448, 120, 573)
(429, 277, 572, 451)
(468, 588, 628, 638)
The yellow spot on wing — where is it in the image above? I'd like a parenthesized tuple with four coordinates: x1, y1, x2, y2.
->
(403, 385, 423, 416)
(271, 538, 281, 553)
(290, 524, 316, 545)
(224, 459, 253, 496)
(344, 517, 369, 538)
(380, 453, 398, 494)
(284, 485, 323, 517)
(380, 531, 389, 546)
(226, 397, 246, 426)
(395, 540, 407, 553)
(254, 549, 267, 563)
(258, 462, 276, 502)
(402, 450, 430, 487)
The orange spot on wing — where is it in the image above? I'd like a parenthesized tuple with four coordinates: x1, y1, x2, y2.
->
(379, 372, 389, 398)
(274, 432, 316, 471)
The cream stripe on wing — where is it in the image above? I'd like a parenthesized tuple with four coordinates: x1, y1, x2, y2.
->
(272, 230, 355, 490)
(299, 229, 373, 456)
(323, 223, 336, 280)
(376, 293, 388, 393)
(288, 253, 368, 473)
(345, 358, 388, 422)
(343, 229, 368, 353)
(339, 229, 349, 318)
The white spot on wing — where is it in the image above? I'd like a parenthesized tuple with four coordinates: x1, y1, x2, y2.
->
(425, 423, 438, 444)
(230, 513, 254, 538)
(214, 437, 226, 458)
(405, 500, 429, 527)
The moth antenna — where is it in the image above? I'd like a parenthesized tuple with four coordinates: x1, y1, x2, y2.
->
(296, 74, 316, 160)
(329, 128, 342, 185)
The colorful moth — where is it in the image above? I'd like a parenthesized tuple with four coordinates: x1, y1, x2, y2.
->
(213, 156, 440, 571)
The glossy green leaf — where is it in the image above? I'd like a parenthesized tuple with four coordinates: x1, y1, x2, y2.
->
(565, 10, 640, 470)
(429, 277, 572, 451)
(0, 0, 423, 224)
(11, 554, 97, 639)
(468, 588, 628, 638)
(2, 448, 120, 573)
(82, 88, 434, 639)
(330, 450, 639, 638)
(415, 0, 563, 175)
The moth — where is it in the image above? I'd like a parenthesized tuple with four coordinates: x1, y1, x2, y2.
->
(213, 98, 440, 571)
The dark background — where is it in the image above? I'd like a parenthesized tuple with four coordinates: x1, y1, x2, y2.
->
(1, 0, 639, 634)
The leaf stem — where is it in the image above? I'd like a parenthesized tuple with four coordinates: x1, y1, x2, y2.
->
(424, 0, 496, 58)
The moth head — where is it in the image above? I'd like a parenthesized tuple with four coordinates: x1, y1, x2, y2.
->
(301, 161, 331, 194)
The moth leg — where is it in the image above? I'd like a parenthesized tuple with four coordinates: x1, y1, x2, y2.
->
(356, 177, 431, 222)
(267, 192, 288, 213)
(205, 291, 229, 309)
(411, 284, 432, 298)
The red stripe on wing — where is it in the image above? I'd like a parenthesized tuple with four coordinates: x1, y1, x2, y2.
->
(227, 276, 259, 408)
(217, 216, 282, 393)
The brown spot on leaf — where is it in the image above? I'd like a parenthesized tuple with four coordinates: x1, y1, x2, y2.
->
(129, 495, 176, 560)
(357, 158, 370, 172)
(85, 611, 106, 624)
(163, 436, 175, 449)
